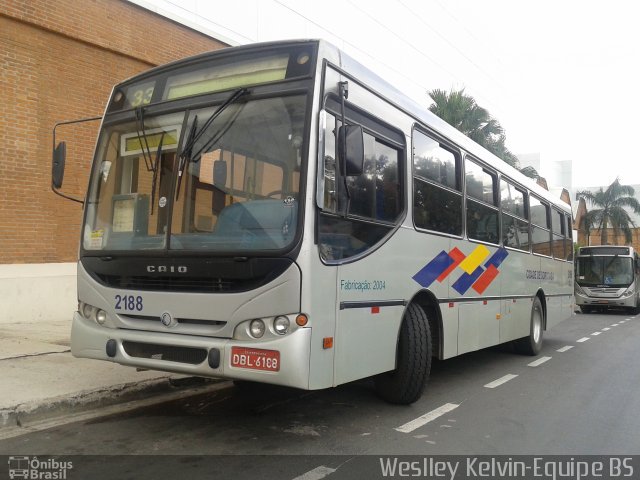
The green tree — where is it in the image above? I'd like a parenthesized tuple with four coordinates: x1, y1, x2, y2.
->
(577, 178, 640, 245)
(428, 88, 537, 179)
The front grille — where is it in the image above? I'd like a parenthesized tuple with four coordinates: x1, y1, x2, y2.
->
(122, 341, 207, 364)
(122, 314, 226, 328)
(95, 274, 258, 293)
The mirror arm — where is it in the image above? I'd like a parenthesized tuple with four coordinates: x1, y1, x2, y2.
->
(338, 81, 351, 217)
(52, 116, 102, 206)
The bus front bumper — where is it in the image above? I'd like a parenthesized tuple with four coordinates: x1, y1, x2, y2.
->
(71, 312, 312, 389)
(574, 292, 637, 308)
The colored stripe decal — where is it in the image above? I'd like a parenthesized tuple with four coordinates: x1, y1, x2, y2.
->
(436, 247, 465, 283)
(452, 266, 484, 294)
(412, 250, 454, 288)
(485, 248, 509, 268)
(472, 264, 499, 294)
(459, 245, 490, 274)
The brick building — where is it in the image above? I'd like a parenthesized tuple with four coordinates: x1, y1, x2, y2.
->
(0, 0, 226, 321)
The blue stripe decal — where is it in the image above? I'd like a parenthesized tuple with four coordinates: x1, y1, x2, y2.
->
(485, 248, 509, 268)
(452, 266, 484, 294)
(412, 250, 454, 288)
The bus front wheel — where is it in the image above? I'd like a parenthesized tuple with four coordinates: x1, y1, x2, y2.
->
(374, 303, 432, 405)
(514, 296, 544, 356)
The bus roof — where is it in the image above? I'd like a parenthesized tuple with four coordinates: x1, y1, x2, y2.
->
(109, 38, 570, 213)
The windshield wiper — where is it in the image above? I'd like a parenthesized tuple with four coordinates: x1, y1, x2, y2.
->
(150, 131, 166, 215)
(176, 115, 197, 200)
(134, 106, 155, 172)
(175, 88, 249, 199)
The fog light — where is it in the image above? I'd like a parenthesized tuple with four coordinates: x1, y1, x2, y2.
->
(274, 316, 290, 335)
(82, 302, 96, 320)
(96, 310, 107, 325)
(250, 319, 265, 338)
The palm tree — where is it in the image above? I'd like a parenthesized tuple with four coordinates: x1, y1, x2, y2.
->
(577, 178, 640, 245)
(428, 88, 538, 179)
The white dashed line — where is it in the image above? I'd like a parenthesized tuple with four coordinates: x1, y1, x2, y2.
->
(611, 324, 620, 327)
(557, 346, 574, 352)
(528, 356, 552, 367)
(292, 466, 337, 480)
(602, 327, 610, 331)
(577, 337, 590, 343)
(484, 374, 518, 389)
(395, 403, 460, 433)
(591, 332, 601, 336)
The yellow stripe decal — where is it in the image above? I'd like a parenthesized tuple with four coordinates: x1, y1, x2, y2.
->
(459, 245, 490, 274)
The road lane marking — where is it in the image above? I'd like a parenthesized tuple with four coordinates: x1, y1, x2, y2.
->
(577, 337, 590, 343)
(591, 332, 601, 336)
(557, 346, 574, 352)
(395, 403, 459, 433)
(484, 374, 518, 389)
(611, 323, 619, 326)
(292, 466, 337, 480)
(528, 356, 552, 367)
(602, 327, 610, 331)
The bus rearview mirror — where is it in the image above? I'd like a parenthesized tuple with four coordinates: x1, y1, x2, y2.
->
(338, 125, 364, 176)
(52, 141, 67, 189)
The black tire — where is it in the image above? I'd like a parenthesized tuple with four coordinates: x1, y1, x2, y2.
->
(374, 303, 432, 405)
(514, 296, 544, 355)
(579, 305, 592, 314)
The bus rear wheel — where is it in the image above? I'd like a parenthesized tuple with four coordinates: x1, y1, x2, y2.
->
(374, 303, 432, 405)
(514, 296, 544, 355)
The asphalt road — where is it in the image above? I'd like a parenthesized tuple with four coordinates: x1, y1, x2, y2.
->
(2, 309, 639, 479)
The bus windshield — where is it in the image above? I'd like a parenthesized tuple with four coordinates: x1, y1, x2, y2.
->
(576, 256, 634, 287)
(83, 94, 306, 252)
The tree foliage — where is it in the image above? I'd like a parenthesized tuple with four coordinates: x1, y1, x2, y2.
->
(428, 88, 537, 179)
(577, 178, 640, 245)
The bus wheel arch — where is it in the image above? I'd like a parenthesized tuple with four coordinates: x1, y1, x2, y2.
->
(374, 300, 433, 405)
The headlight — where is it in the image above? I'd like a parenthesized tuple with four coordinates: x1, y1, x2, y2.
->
(96, 310, 107, 325)
(250, 319, 265, 338)
(575, 284, 586, 296)
(80, 302, 97, 321)
(273, 316, 290, 335)
(621, 288, 634, 298)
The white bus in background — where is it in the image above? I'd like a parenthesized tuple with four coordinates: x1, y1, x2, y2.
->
(52, 40, 574, 405)
(574, 245, 640, 313)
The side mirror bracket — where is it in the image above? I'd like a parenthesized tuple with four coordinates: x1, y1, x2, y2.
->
(51, 116, 101, 205)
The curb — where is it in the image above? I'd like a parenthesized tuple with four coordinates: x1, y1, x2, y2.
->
(0, 376, 227, 430)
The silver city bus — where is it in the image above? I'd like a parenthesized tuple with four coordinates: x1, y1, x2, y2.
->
(52, 40, 574, 404)
(574, 245, 640, 313)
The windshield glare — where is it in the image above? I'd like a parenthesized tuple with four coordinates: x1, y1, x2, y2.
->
(83, 95, 305, 252)
(576, 256, 634, 287)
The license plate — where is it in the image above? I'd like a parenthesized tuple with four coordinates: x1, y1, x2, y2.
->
(231, 347, 280, 372)
(596, 300, 609, 304)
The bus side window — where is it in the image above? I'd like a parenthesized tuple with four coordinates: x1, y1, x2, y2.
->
(318, 108, 404, 262)
(500, 179, 529, 251)
(465, 158, 498, 244)
(412, 130, 462, 235)
(530, 195, 551, 256)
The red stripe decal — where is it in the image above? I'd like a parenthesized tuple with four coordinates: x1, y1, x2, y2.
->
(472, 264, 499, 294)
(437, 247, 466, 282)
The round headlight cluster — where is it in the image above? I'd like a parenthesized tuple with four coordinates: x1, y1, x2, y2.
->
(79, 302, 107, 325)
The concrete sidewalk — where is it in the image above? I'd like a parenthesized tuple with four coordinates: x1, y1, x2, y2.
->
(0, 319, 219, 429)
